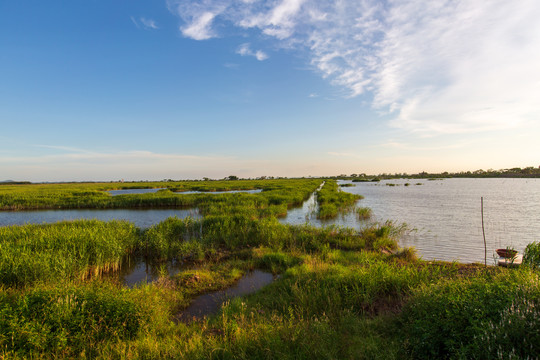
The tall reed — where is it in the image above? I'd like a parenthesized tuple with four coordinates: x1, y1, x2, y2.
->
(0, 220, 138, 286)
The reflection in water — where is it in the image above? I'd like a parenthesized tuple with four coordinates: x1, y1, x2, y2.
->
(114, 257, 185, 287)
(176, 270, 275, 323)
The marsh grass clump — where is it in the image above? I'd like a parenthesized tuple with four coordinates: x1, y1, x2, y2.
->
(357, 207, 372, 220)
(142, 216, 202, 260)
(359, 221, 405, 251)
(0, 220, 139, 286)
(391, 247, 418, 262)
(253, 248, 302, 274)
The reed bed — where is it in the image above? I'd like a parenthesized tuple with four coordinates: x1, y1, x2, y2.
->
(0, 220, 138, 286)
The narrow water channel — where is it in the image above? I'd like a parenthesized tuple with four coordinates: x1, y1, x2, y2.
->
(176, 270, 275, 323)
(111, 257, 185, 287)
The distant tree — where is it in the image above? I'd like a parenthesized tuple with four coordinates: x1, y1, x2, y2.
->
(227, 175, 239, 181)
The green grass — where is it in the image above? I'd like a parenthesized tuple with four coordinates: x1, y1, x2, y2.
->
(0, 220, 139, 286)
(401, 269, 540, 359)
(357, 207, 372, 219)
(0, 178, 322, 211)
(0, 282, 145, 358)
(523, 241, 540, 269)
(316, 180, 362, 219)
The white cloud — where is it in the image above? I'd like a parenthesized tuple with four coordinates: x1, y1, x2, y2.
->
(168, 0, 540, 136)
(181, 11, 218, 40)
(131, 16, 159, 30)
(140, 17, 159, 30)
(236, 43, 269, 61)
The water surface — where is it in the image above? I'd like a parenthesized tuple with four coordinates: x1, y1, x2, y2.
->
(176, 270, 275, 322)
(285, 178, 540, 264)
(349, 179, 540, 263)
(0, 208, 200, 228)
(175, 189, 263, 195)
(112, 258, 184, 287)
(107, 188, 166, 196)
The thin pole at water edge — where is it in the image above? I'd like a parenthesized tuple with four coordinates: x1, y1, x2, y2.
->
(481, 197, 487, 267)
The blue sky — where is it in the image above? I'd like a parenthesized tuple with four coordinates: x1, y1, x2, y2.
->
(1, 0, 539, 181)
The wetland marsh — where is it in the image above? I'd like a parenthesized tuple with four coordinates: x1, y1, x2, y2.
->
(0, 178, 539, 359)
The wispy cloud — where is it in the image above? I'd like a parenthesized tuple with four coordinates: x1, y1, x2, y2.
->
(131, 16, 159, 30)
(224, 62, 240, 69)
(140, 17, 159, 30)
(167, 0, 540, 136)
(236, 43, 268, 61)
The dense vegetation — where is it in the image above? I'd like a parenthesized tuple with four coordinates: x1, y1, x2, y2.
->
(316, 180, 362, 219)
(0, 178, 538, 359)
(0, 179, 321, 211)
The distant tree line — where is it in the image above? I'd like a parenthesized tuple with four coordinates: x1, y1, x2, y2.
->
(340, 166, 540, 180)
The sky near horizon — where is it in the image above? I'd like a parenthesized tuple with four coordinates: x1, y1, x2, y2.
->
(1, 0, 539, 182)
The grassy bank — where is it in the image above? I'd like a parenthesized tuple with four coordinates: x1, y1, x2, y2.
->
(316, 180, 363, 219)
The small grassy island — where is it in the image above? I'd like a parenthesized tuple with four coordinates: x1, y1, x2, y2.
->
(1, 178, 539, 359)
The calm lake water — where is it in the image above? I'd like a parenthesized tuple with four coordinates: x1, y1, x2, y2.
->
(331, 179, 540, 264)
(0, 208, 200, 228)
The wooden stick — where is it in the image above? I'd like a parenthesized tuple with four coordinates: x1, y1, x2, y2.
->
(481, 197, 487, 267)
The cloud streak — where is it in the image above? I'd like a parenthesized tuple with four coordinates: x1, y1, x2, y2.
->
(131, 16, 159, 30)
(236, 43, 268, 61)
(167, 0, 540, 135)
